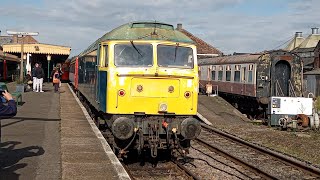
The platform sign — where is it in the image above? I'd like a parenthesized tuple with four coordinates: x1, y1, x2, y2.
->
(6, 31, 39, 36)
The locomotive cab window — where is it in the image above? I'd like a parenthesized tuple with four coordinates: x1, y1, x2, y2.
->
(104, 45, 108, 67)
(114, 43, 152, 67)
(157, 45, 193, 68)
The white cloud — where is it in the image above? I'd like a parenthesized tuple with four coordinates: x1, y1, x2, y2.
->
(0, 0, 319, 56)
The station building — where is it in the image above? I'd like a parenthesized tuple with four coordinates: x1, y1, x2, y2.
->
(284, 27, 320, 96)
(0, 34, 71, 81)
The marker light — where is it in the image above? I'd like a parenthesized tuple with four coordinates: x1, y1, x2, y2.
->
(118, 89, 126, 96)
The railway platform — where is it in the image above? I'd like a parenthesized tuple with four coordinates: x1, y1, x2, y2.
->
(0, 83, 130, 180)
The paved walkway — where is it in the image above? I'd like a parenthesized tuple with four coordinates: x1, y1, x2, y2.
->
(0, 83, 61, 180)
(0, 83, 130, 180)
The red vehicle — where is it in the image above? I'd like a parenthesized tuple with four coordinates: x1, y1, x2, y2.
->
(60, 61, 70, 82)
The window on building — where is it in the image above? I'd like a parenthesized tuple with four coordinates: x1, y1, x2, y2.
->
(218, 66, 223, 81)
(234, 65, 241, 82)
(226, 65, 231, 81)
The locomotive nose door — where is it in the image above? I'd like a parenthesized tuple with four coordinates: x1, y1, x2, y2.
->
(273, 60, 291, 97)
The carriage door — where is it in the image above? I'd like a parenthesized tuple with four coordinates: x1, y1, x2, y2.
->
(274, 60, 291, 96)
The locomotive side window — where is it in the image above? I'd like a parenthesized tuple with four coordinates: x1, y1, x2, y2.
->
(234, 65, 241, 82)
(248, 64, 254, 83)
(104, 45, 108, 67)
(211, 66, 216, 81)
(114, 44, 153, 67)
(157, 45, 193, 68)
(218, 66, 223, 81)
(226, 65, 231, 81)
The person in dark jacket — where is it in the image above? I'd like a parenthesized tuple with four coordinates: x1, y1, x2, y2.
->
(0, 90, 17, 142)
(34, 63, 45, 92)
(0, 90, 17, 118)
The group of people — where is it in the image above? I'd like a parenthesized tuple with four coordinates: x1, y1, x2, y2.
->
(29, 63, 62, 93)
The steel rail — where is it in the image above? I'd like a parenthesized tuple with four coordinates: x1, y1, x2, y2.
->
(195, 138, 276, 180)
(172, 159, 202, 180)
(200, 123, 320, 178)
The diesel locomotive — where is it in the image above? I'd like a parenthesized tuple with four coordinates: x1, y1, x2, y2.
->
(70, 21, 201, 158)
(198, 50, 305, 125)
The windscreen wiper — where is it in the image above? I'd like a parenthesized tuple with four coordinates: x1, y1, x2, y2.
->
(130, 41, 143, 57)
(174, 43, 179, 62)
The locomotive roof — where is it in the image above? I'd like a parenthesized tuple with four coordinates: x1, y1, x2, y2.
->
(198, 54, 262, 65)
(79, 21, 194, 56)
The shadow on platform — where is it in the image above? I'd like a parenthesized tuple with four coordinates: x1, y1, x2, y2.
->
(0, 117, 61, 128)
(0, 141, 45, 180)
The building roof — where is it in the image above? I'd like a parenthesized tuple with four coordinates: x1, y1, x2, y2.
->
(176, 24, 223, 56)
(0, 50, 19, 62)
(0, 36, 13, 46)
(284, 32, 305, 51)
(0, 35, 38, 46)
(297, 28, 320, 49)
(199, 53, 261, 65)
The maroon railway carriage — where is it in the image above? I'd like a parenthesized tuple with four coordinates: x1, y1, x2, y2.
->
(198, 50, 303, 118)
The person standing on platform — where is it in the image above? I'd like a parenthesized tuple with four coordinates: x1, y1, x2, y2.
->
(52, 68, 60, 93)
(34, 63, 45, 93)
(32, 64, 37, 92)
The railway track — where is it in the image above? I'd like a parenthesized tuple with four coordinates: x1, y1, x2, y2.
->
(195, 123, 320, 179)
(123, 160, 200, 180)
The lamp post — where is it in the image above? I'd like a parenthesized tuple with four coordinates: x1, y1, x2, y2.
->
(6, 31, 39, 82)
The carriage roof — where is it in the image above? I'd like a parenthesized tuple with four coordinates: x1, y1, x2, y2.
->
(198, 54, 262, 66)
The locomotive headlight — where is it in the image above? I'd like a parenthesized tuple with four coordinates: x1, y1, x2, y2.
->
(168, 86, 174, 93)
(137, 85, 143, 92)
(159, 103, 168, 112)
(181, 118, 201, 139)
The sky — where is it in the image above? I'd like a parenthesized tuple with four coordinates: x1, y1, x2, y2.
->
(0, 0, 319, 57)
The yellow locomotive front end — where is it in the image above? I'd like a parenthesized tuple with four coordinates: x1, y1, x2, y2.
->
(105, 41, 198, 116)
(95, 22, 201, 158)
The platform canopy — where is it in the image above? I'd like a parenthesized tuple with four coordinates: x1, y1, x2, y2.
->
(0, 50, 19, 62)
(2, 43, 71, 55)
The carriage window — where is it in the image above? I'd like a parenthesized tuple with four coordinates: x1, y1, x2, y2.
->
(226, 65, 231, 81)
(234, 65, 240, 82)
(114, 44, 152, 67)
(157, 45, 193, 68)
(241, 67, 246, 82)
(211, 66, 216, 81)
(104, 45, 108, 67)
(218, 66, 223, 81)
(248, 64, 254, 83)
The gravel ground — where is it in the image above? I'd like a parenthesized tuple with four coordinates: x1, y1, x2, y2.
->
(198, 95, 320, 167)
